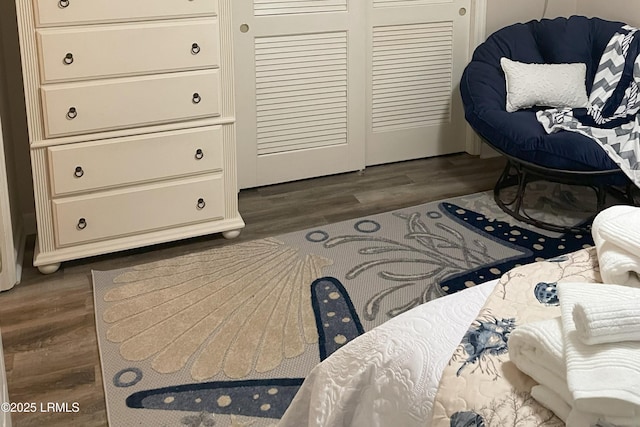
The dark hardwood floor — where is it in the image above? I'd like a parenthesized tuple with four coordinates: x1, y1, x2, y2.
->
(0, 153, 506, 426)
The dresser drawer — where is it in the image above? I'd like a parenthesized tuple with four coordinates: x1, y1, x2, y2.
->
(52, 175, 225, 247)
(37, 19, 220, 83)
(41, 70, 221, 138)
(47, 126, 224, 196)
(33, 0, 218, 27)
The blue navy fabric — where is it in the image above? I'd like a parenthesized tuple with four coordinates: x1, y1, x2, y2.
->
(461, 16, 629, 178)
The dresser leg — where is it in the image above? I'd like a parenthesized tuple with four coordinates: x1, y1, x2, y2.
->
(222, 229, 242, 240)
(37, 263, 61, 275)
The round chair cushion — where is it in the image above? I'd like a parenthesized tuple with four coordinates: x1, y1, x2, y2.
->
(461, 16, 627, 174)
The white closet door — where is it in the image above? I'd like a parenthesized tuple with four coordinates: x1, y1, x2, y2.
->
(0, 107, 17, 291)
(366, 0, 471, 165)
(233, 1, 366, 188)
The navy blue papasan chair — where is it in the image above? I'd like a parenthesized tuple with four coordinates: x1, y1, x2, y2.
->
(461, 15, 639, 233)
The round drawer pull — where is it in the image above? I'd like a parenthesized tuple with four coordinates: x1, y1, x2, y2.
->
(63, 53, 74, 65)
(195, 149, 204, 160)
(66, 107, 77, 120)
(58, 0, 70, 8)
(196, 198, 206, 210)
(77, 218, 87, 230)
(74, 166, 84, 178)
(191, 43, 201, 55)
(192, 93, 201, 104)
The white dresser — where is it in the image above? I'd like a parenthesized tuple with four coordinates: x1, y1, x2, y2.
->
(14, 0, 244, 274)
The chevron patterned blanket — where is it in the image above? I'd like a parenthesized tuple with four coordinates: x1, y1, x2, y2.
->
(537, 25, 640, 188)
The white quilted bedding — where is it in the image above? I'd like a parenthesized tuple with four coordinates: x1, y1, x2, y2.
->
(278, 280, 498, 427)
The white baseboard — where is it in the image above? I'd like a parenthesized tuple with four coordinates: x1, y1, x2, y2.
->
(465, 126, 482, 155)
(479, 142, 501, 159)
(1, 212, 33, 290)
(14, 220, 26, 284)
(12, 212, 36, 280)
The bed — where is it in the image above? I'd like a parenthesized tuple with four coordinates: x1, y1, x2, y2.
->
(278, 278, 498, 427)
(279, 198, 640, 426)
(278, 246, 604, 427)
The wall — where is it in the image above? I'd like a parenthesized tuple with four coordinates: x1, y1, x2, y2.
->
(485, 0, 640, 37)
(486, 0, 578, 35)
(0, 0, 34, 231)
(577, 0, 640, 27)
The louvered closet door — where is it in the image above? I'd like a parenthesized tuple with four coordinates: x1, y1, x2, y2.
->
(366, 0, 471, 165)
(233, 1, 366, 188)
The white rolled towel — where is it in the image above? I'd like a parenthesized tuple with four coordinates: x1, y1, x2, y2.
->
(559, 282, 640, 425)
(531, 385, 571, 423)
(530, 386, 640, 427)
(591, 205, 640, 287)
(508, 317, 572, 405)
(572, 283, 640, 345)
(509, 320, 612, 425)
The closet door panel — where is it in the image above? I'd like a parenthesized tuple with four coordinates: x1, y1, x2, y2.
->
(233, 1, 366, 188)
(366, 0, 472, 165)
(234, 0, 472, 187)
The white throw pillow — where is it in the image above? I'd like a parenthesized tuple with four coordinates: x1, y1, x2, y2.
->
(500, 57, 589, 113)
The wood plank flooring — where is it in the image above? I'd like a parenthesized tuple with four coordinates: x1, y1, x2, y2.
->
(0, 153, 505, 426)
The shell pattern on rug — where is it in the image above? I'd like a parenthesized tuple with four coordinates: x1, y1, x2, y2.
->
(102, 238, 332, 380)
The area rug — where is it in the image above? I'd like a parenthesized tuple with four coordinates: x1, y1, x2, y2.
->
(92, 186, 600, 427)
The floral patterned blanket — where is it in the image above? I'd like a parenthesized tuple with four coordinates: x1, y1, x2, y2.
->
(429, 248, 600, 426)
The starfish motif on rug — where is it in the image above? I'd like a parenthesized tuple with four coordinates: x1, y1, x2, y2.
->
(438, 203, 593, 294)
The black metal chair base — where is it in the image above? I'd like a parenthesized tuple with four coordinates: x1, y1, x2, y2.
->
(492, 154, 636, 234)
(494, 162, 596, 234)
